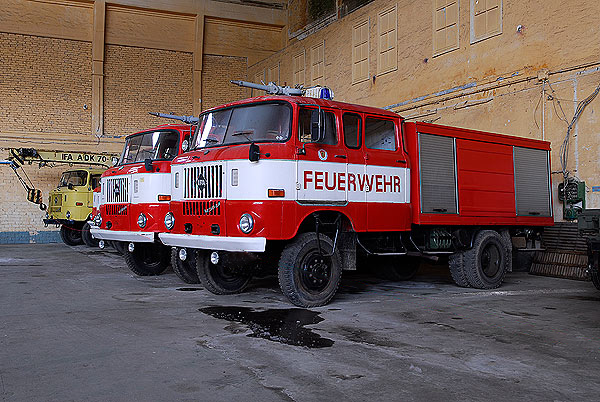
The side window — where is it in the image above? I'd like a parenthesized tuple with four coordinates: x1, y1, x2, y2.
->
(343, 113, 362, 149)
(91, 175, 101, 189)
(298, 108, 337, 145)
(365, 118, 396, 151)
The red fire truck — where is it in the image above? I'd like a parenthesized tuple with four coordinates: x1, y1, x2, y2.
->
(90, 115, 200, 283)
(158, 83, 553, 307)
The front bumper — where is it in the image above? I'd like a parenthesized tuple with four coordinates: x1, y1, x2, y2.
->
(44, 218, 76, 226)
(158, 233, 266, 252)
(90, 228, 155, 243)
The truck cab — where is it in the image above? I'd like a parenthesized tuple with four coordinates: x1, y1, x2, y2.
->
(90, 123, 196, 279)
(45, 167, 104, 246)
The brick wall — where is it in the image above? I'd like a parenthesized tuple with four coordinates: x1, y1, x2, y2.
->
(201, 54, 249, 110)
(104, 45, 194, 137)
(0, 164, 65, 243)
(0, 32, 92, 135)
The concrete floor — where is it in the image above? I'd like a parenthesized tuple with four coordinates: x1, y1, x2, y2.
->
(0, 244, 599, 401)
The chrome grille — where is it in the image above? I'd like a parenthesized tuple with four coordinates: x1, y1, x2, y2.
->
(106, 177, 129, 203)
(183, 200, 222, 216)
(105, 204, 128, 216)
(183, 164, 224, 199)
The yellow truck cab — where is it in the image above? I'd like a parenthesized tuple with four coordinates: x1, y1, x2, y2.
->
(45, 167, 105, 246)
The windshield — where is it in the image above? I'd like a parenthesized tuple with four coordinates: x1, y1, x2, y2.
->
(59, 171, 88, 187)
(193, 103, 291, 149)
(118, 130, 179, 165)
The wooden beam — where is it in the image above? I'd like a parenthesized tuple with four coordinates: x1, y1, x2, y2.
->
(92, 0, 106, 138)
(193, 14, 204, 114)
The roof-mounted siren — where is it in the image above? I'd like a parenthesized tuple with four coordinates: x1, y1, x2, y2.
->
(230, 80, 334, 100)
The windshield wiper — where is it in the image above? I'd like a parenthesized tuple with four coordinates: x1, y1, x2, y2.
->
(231, 129, 254, 142)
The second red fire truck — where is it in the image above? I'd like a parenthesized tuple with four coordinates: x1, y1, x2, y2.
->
(90, 114, 200, 283)
(157, 81, 553, 307)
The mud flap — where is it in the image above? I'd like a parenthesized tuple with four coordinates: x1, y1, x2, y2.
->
(339, 231, 357, 271)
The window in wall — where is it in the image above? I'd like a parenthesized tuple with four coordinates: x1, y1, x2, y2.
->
(377, 6, 397, 75)
(343, 113, 362, 149)
(433, 0, 459, 56)
(352, 19, 369, 84)
(293, 51, 306, 86)
(268, 63, 280, 84)
(311, 42, 325, 84)
(470, 0, 502, 43)
(365, 117, 396, 151)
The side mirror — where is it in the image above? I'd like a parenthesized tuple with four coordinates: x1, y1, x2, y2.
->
(144, 158, 154, 172)
(249, 143, 260, 162)
(310, 110, 325, 142)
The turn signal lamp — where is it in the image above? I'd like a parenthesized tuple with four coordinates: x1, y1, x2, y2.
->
(158, 194, 171, 201)
(268, 189, 285, 198)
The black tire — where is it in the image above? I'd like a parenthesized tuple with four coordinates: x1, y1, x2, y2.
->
(112, 241, 128, 255)
(196, 250, 251, 294)
(60, 224, 83, 246)
(171, 248, 200, 284)
(449, 251, 470, 287)
(589, 250, 600, 290)
(592, 270, 600, 291)
(463, 230, 508, 289)
(81, 222, 99, 247)
(124, 243, 170, 276)
(376, 256, 420, 281)
(278, 232, 342, 307)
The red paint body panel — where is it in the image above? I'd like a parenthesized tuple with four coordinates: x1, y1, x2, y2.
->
(166, 97, 552, 246)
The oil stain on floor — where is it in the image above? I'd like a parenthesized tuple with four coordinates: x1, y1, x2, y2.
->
(199, 306, 334, 348)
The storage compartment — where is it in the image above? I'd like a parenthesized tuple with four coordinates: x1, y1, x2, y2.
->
(513, 147, 551, 217)
(418, 133, 457, 214)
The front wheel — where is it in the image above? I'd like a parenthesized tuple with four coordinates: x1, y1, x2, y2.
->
(60, 224, 83, 246)
(171, 248, 200, 284)
(81, 222, 99, 247)
(124, 243, 170, 276)
(278, 232, 342, 307)
(196, 250, 251, 294)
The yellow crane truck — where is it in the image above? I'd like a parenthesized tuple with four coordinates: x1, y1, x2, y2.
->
(5, 148, 118, 246)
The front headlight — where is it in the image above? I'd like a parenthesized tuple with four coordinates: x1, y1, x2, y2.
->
(164, 212, 175, 230)
(94, 213, 102, 227)
(239, 213, 254, 234)
(137, 213, 147, 229)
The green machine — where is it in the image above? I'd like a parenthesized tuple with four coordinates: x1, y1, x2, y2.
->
(559, 178, 585, 221)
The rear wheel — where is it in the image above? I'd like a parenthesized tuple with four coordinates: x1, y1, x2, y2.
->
(278, 232, 342, 307)
(81, 222, 99, 247)
(463, 230, 508, 289)
(196, 251, 251, 294)
(124, 243, 170, 276)
(449, 251, 469, 287)
(171, 248, 200, 284)
(60, 224, 83, 246)
(376, 256, 420, 281)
